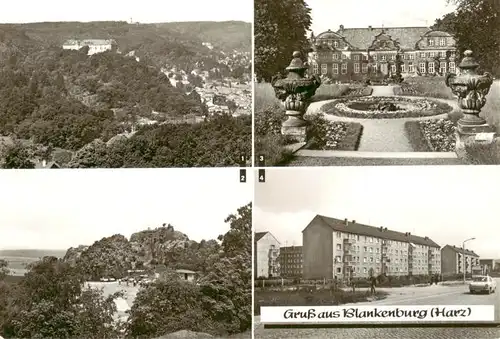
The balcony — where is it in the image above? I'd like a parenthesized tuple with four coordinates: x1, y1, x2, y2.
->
(344, 238, 356, 245)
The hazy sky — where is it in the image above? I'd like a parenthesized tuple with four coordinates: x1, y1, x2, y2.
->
(306, 0, 457, 34)
(254, 166, 500, 259)
(0, 0, 252, 23)
(0, 169, 252, 250)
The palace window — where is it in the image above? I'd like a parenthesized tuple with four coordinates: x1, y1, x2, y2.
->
(428, 62, 435, 73)
(440, 51, 446, 58)
(391, 55, 396, 60)
(428, 39, 434, 46)
(372, 64, 378, 74)
(429, 51, 435, 58)
(409, 53, 415, 60)
(451, 51, 456, 58)
(420, 52, 426, 58)
(440, 38, 446, 46)
(381, 55, 386, 61)
(362, 63, 368, 73)
(403, 54, 408, 60)
(373, 54, 377, 60)
(313, 63, 319, 74)
(391, 65, 396, 73)
(321, 64, 327, 74)
(419, 62, 426, 73)
(333, 63, 339, 74)
(363, 54, 368, 60)
(334, 41, 339, 47)
(449, 62, 456, 73)
(354, 63, 360, 73)
(341, 63, 347, 74)
(354, 55, 360, 61)
(341, 54, 347, 59)
(333, 53, 339, 60)
(439, 62, 446, 73)
(336, 244, 342, 250)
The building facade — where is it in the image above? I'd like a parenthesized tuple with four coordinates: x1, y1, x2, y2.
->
(62, 39, 116, 55)
(254, 232, 280, 278)
(302, 215, 441, 280)
(441, 245, 480, 276)
(279, 246, 303, 278)
(479, 259, 495, 275)
(308, 25, 456, 81)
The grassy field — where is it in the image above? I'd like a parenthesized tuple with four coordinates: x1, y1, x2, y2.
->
(254, 288, 388, 316)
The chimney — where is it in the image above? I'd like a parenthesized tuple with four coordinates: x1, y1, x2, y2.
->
(352, 220, 356, 224)
(379, 227, 383, 232)
(339, 24, 344, 33)
(344, 218, 348, 226)
(368, 25, 373, 31)
(384, 227, 388, 231)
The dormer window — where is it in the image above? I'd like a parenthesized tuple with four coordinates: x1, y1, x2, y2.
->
(440, 38, 446, 46)
(428, 39, 434, 46)
(333, 41, 339, 47)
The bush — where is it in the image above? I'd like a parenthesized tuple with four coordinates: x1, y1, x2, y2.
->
(463, 137, 500, 164)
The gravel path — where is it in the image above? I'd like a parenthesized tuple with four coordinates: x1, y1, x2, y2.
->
(305, 86, 458, 152)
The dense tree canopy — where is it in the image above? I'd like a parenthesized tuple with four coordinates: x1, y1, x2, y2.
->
(432, 0, 500, 75)
(255, 0, 312, 81)
(1, 257, 121, 339)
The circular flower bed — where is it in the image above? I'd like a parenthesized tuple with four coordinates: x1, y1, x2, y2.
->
(323, 96, 452, 119)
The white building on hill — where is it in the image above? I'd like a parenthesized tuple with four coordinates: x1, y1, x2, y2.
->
(62, 39, 116, 55)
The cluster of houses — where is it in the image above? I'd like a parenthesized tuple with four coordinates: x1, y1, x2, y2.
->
(98, 268, 197, 286)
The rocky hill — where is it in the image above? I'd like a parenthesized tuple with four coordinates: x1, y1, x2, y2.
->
(63, 224, 221, 280)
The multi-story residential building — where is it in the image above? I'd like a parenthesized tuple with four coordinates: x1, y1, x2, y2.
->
(254, 232, 280, 278)
(302, 215, 441, 280)
(308, 25, 456, 81)
(62, 39, 116, 55)
(479, 259, 495, 275)
(279, 246, 303, 278)
(441, 245, 480, 276)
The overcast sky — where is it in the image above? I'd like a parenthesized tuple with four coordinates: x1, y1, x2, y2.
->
(306, 0, 457, 34)
(0, 0, 252, 23)
(255, 166, 500, 259)
(0, 169, 252, 250)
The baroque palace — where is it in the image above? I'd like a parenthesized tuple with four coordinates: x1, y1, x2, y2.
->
(308, 25, 457, 81)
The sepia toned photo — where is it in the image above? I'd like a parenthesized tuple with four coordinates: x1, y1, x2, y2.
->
(0, 0, 252, 169)
(0, 169, 252, 338)
(254, 167, 500, 338)
(254, 0, 500, 167)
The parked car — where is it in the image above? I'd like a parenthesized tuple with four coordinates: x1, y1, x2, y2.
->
(469, 275, 496, 294)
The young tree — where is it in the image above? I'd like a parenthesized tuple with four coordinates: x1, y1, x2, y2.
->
(255, 0, 312, 82)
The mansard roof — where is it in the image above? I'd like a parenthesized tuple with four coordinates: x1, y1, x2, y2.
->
(336, 26, 431, 50)
(315, 29, 344, 40)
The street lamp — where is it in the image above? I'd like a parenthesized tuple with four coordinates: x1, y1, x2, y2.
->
(463, 237, 476, 284)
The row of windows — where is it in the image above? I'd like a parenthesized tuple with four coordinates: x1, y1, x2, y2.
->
(318, 37, 449, 49)
(336, 266, 436, 274)
(313, 62, 456, 75)
(281, 259, 303, 263)
(312, 51, 455, 61)
(337, 254, 440, 265)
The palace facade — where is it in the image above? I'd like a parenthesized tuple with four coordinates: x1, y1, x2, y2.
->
(308, 25, 457, 81)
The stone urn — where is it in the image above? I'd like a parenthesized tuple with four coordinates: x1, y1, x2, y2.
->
(445, 50, 497, 162)
(271, 51, 321, 142)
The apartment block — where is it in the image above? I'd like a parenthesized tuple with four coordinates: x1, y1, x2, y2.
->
(254, 232, 280, 278)
(302, 215, 441, 280)
(279, 246, 303, 278)
(441, 245, 480, 276)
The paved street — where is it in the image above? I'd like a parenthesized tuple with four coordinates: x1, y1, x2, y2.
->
(255, 279, 500, 339)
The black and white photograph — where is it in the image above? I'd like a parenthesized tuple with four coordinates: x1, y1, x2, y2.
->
(0, 169, 252, 338)
(0, 0, 252, 169)
(253, 166, 500, 338)
(254, 0, 500, 166)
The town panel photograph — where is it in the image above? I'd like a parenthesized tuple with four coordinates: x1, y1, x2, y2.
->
(0, 0, 252, 168)
(0, 168, 252, 339)
(254, 166, 500, 339)
(254, 0, 500, 166)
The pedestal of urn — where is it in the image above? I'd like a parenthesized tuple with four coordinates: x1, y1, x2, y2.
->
(281, 97, 309, 142)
